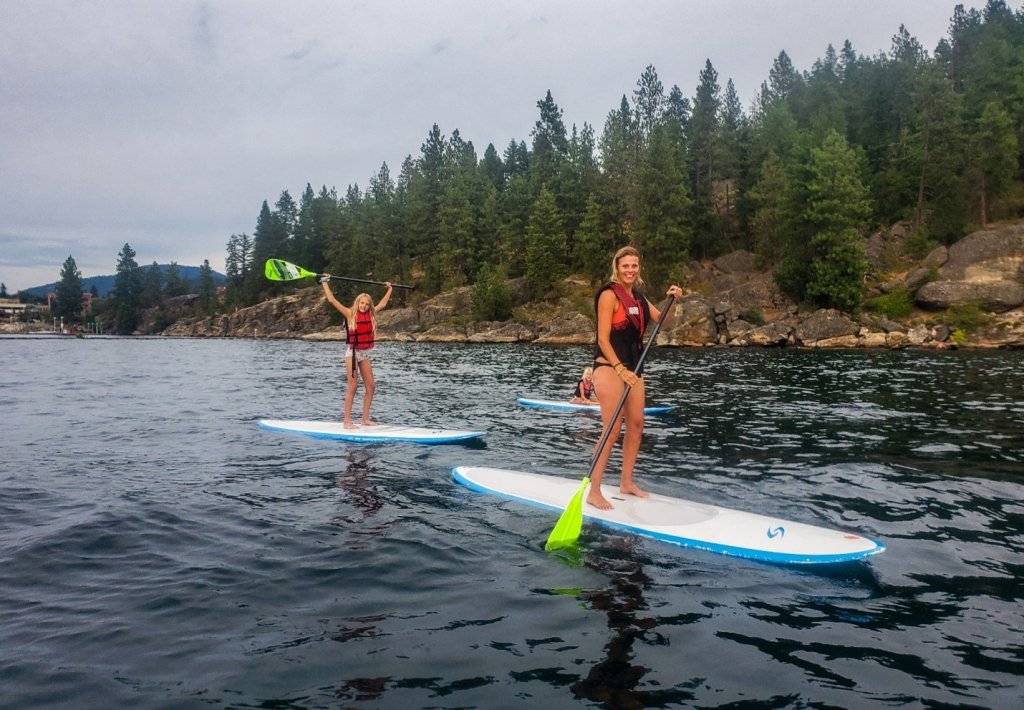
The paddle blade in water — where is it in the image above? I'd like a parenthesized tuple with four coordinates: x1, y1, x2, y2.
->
(545, 477, 589, 551)
(264, 258, 316, 281)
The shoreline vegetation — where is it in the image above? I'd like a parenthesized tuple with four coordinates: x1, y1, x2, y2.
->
(6, 219, 1023, 349)
(13, 4, 1024, 347)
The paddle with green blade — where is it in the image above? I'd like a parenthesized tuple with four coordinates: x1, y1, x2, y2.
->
(264, 258, 415, 289)
(544, 293, 678, 552)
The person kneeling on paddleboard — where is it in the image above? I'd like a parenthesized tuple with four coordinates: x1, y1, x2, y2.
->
(569, 366, 599, 405)
(320, 275, 393, 428)
(589, 246, 682, 510)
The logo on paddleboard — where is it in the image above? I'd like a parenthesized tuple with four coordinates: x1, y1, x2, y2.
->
(767, 526, 785, 539)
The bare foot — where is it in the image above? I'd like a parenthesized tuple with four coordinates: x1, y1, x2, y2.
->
(587, 491, 614, 510)
(619, 483, 649, 498)
(361, 418, 378, 427)
(342, 419, 356, 429)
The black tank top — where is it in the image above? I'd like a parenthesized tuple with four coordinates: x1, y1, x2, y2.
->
(592, 282, 651, 371)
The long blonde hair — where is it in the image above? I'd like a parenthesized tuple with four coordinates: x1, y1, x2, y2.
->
(347, 292, 376, 332)
(608, 246, 645, 287)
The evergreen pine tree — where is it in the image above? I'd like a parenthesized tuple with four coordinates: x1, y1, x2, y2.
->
(665, 85, 691, 130)
(798, 131, 873, 310)
(633, 64, 665, 142)
(767, 50, 803, 108)
(525, 187, 566, 297)
(53, 255, 84, 324)
(225, 234, 242, 288)
(530, 90, 569, 194)
(471, 263, 513, 321)
(973, 100, 1019, 225)
(249, 200, 282, 299)
(292, 184, 316, 270)
(164, 261, 187, 297)
(480, 143, 505, 190)
(141, 261, 164, 308)
(599, 95, 640, 238)
(274, 190, 298, 259)
(111, 243, 143, 334)
(689, 59, 723, 256)
(574, 194, 613, 281)
(498, 173, 532, 277)
(748, 151, 796, 263)
(198, 259, 215, 314)
(635, 123, 692, 287)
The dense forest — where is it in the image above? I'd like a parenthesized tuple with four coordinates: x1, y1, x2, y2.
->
(223, 2, 1024, 317)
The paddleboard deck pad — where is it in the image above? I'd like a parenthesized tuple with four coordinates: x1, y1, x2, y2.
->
(517, 397, 676, 415)
(259, 419, 485, 444)
(452, 466, 884, 564)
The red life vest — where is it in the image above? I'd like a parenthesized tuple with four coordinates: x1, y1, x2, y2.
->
(592, 281, 650, 371)
(347, 310, 375, 350)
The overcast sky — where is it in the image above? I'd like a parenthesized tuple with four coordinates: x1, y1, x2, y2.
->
(0, 0, 990, 291)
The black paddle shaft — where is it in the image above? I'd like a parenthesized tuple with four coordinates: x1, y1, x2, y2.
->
(587, 295, 677, 471)
(323, 274, 415, 290)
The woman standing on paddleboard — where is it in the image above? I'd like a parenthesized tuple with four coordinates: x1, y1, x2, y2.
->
(320, 276, 393, 428)
(589, 246, 682, 510)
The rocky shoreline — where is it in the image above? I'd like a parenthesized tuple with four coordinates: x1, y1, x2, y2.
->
(9, 220, 1018, 348)
(155, 221, 1024, 350)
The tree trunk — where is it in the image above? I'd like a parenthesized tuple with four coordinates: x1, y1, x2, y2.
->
(980, 173, 988, 227)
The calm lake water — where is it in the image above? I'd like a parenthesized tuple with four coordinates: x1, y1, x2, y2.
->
(1, 336, 1022, 708)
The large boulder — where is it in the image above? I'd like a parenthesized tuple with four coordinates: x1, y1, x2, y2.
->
(809, 335, 859, 348)
(534, 312, 593, 345)
(467, 321, 535, 343)
(939, 224, 1024, 281)
(923, 245, 949, 270)
(859, 332, 888, 348)
(744, 322, 792, 346)
(712, 250, 758, 274)
(795, 309, 859, 344)
(886, 332, 908, 348)
(660, 296, 717, 346)
(376, 307, 419, 333)
(907, 324, 930, 346)
(725, 319, 755, 339)
(865, 221, 911, 270)
(903, 267, 933, 291)
(302, 326, 345, 341)
(418, 287, 472, 328)
(719, 272, 792, 311)
(415, 324, 468, 343)
(916, 280, 1024, 312)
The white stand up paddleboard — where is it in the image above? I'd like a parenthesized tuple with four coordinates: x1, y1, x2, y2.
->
(452, 466, 884, 565)
(259, 419, 485, 444)
(517, 397, 676, 415)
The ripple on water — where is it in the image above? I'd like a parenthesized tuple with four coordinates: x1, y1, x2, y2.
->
(0, 338, 1022, 707)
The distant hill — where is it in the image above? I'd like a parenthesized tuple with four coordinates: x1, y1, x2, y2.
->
(21, 264, 226, 298)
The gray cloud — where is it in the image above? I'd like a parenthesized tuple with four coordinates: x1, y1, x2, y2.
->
(0, 0, 988, 290)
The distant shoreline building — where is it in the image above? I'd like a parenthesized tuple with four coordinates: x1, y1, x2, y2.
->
(46, 291, 93, 317)
(0, 298, 30, 320)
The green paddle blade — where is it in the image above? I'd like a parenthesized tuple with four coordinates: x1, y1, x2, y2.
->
(545, 477, 589, 551)
(264, 258, 317, 281)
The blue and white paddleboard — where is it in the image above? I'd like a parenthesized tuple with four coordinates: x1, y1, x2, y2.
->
(517, 397, 676, 415)
(452, 466, 884, 565)
(259, 419, 485, 444)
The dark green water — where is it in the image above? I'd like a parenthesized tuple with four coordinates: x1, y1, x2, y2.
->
(1, 337, 1022, 707)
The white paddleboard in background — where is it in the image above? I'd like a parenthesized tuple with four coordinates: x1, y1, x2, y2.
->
(517, 397, 676, 415)
(259, 419, 485, 444)
(452, 466, 884, 565)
